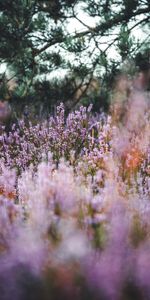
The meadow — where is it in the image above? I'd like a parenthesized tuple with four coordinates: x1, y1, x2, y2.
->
(0, 86, 150, 300)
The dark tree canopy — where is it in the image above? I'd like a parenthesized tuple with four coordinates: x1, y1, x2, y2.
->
(0, 0, 149, 114)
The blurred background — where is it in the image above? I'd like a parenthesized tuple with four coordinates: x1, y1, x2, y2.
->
(0, 0, 149, 121)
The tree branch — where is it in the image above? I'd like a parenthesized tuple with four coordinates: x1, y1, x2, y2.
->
(34, 6, 150, 57)
(104, 16, 150, 53)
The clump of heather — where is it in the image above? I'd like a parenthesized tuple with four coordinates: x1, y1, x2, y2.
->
(0, 88, 150, 299)
(0, 104, 97, 173)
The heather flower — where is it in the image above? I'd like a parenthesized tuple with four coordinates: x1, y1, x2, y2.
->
(0, 93, 149, 299)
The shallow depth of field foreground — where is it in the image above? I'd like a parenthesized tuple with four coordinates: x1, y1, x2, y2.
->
(0, 87, 150, 300)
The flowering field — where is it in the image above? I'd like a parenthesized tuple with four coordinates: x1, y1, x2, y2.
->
(0, 90, 150, 300)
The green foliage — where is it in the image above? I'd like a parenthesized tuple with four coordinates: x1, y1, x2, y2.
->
(117, 25, 134, 60)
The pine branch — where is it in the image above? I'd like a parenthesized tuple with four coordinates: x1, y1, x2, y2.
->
(34, 6, 150, 57)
